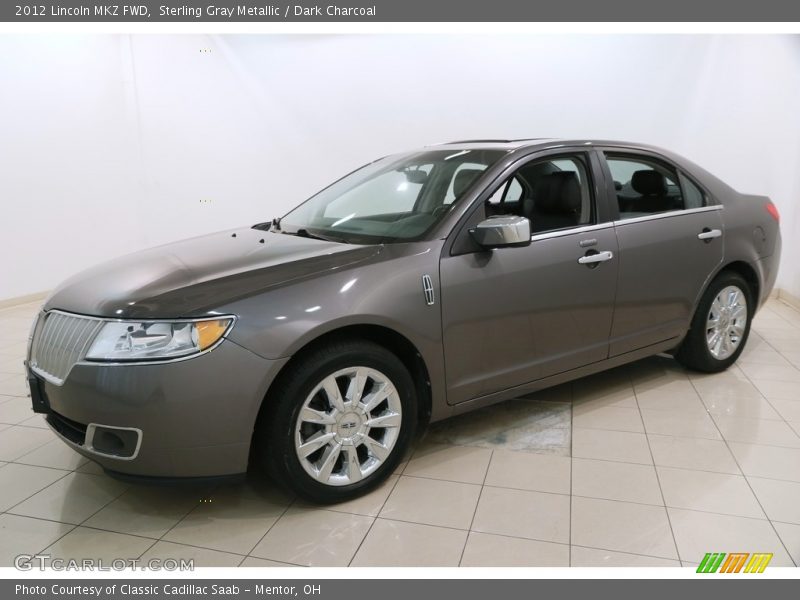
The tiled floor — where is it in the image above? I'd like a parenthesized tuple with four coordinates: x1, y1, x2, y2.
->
(1, 299, 800, 568)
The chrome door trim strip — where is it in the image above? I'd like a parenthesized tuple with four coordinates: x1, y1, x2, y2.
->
(612, 205, 724, 227)
(530, 222, 614, 242)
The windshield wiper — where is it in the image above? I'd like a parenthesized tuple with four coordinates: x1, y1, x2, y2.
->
(282, 228, 349, 244)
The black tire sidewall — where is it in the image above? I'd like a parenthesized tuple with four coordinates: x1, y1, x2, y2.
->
(262, 341, 417, 503)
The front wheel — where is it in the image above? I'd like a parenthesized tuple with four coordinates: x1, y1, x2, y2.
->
(675, 271, 753, 373)
(257, 340, 417, 503)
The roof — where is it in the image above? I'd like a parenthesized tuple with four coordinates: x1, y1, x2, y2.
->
(428, 138, 665, 154)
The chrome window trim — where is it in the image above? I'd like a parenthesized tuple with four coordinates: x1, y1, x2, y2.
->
(612, 204, 724, 227)
(530, 222, 614, 242)
(85, 423, 143, 461)
(525, 204, 723, 242)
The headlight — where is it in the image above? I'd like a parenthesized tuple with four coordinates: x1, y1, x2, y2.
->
(85, 317, 235, 362)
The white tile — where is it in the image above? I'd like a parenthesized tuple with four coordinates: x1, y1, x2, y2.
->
(76, 460, 105, 475)
(350, 518, 466, 567)
(690, 372, 756, 399)
(0, 396, 35, 424)
(239, 557, 300, 567)
(44, 526, 154, 561)
(640, 409, 721, 440)
(572, 458, 662, 505)
(739, 363, 800, 383)
(572, 375, 638, 409)
(572, 428, 652, 465)
(739, 347, 791, 366)
(404, 442, 492, 484)
(657, 467, 764, 518)
(251, 507, 372, 567)
(484, 450, 571, 494)
(0, 426, 54, 461)
(0, 462, 67, 512)
(750, 378, 800, 400)
(380, 476, 480, 529)
(570, 545, 680, 567)
(85, 486, 204, 538)
(0, 514, 74, 567)
(9, 472, 128, 524)
(141, 541, 243, 567)
(572, 406, 644, 433)
(461, 532, 569, 567)
(472, 486, 570, 543)
(668, 508, 794, 566)
(635, 390, 707, 414)
(0, 375, 29, 397)
(769, 399, 800, 423)
(713, 415, 800, 448)
(772, 522, 800, 566)
(18, 414, 49, 429)
(747, 477, 800, 525)
(571, 496, 677, 559)
(0, 357, 25, 376)
(15, 438, 88, 471)
(163, 483, 291, 555)
(780, 351, 800, 369)
(729, 442, 800, 482)
(647, 435, 740, 474)
(702, 395, 781, 420)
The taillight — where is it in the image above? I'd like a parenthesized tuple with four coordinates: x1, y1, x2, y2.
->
(766, 201, 780, 222)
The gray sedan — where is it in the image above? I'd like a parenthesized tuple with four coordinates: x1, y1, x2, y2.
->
(25, 139, 781, 502)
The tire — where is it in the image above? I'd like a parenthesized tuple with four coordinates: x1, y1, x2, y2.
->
(675, 271, 753, 373)
(256, 339, 417, 503)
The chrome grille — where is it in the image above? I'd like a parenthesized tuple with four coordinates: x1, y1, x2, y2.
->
(30, 311, 104, 385)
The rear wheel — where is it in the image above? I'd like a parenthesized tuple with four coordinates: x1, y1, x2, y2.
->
(676, 271, 753, 372)
(257, 340, 417, 503)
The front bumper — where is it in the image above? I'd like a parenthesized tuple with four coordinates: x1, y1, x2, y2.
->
(29, 340, 288, 479)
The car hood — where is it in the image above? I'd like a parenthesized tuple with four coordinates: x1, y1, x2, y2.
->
(44, 228, 382, 319)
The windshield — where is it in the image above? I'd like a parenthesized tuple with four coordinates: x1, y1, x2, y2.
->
(279, 149, 507, 244)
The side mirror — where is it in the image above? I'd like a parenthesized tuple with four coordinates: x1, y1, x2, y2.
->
(469, 215, 531, 249)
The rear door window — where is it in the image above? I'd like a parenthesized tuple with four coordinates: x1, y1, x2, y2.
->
(605, 154, 697, 219)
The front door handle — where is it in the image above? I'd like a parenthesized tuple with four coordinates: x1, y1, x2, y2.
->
(698, 228, 722, 242)
(578, 250, 614, 265)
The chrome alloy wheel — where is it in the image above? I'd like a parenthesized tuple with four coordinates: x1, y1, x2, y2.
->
(705, 285, 748, 360)
(294, 367, 402, 486)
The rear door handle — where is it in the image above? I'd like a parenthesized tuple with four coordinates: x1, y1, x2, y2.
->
(698, 228, 722, 241)
(578, 250, 614, 265)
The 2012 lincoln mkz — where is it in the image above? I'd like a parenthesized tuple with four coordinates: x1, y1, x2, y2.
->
(25, 139, 781, 502)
